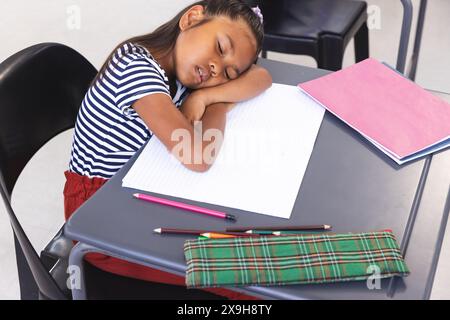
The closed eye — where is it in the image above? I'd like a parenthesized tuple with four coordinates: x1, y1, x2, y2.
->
(217, 41, 231, 79)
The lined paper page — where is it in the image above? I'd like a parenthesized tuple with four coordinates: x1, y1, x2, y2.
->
(122, 83, 325, 219)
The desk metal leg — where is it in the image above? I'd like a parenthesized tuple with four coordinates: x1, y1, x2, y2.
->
(396, 0, 413, 74)
(408, 0, 427, 81)
(68, 242, 111, 300)
(397, 0, 428, 80)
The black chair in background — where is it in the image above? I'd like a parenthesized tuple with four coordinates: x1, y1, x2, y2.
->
(0, 43, 222, 300)
(250, 0, 369, 71)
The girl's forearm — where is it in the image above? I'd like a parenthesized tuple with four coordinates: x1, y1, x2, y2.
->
(185, 102, 233, 172)
(200, 65, 272, 106)
(199, 102, 228, 135)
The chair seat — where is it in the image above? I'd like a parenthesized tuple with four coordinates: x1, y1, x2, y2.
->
(263, 0, 367, 39)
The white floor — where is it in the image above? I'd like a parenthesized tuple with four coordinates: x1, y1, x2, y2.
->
(0, 0, 449, 299)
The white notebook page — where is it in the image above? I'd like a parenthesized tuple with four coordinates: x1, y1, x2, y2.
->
(122, 83, 325, 219)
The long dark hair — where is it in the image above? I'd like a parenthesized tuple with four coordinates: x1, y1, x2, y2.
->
(91, 0, 264, 86)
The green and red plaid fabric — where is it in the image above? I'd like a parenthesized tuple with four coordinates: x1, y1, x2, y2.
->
(184, 230, 409, 288)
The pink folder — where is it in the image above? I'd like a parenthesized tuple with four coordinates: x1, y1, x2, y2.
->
(298, 58, 450, 164)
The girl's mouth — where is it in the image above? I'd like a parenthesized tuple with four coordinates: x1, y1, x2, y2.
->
(196, 66, 206, 84)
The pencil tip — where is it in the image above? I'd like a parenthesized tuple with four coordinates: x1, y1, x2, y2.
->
(153, 228, 161, 234)
(273, 231, 281, 236)
(133, 193, 139, 198)
(325, 225, 332, 230)
(245, 230, 252, 234)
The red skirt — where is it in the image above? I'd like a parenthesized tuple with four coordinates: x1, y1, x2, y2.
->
(63, 170, 257, 300)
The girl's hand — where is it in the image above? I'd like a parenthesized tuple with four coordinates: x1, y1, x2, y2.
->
(179, 91, 208, 124)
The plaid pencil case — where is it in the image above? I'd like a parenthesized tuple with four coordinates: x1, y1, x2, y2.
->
(184, 230, 410, 288)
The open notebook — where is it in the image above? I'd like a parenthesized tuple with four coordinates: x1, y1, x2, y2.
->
(122, 83, 325, 219)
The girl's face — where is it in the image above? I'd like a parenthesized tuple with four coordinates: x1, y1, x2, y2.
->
(174, 6, 257, 89)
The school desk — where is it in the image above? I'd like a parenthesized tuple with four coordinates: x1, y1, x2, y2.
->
(64, 58, 450, 300)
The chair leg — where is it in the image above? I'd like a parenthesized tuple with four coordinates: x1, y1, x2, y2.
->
(261, 50, 268, 59)
(14, 234, 39, 300)
(318, 37, 345, 71)
(354, 22, 369, 62)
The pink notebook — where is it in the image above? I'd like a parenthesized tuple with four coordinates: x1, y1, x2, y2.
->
(298, 58, 450, 164)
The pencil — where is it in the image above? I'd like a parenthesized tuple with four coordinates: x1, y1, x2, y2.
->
(272, 231, 323, 236)
(134, 193, 236, 221)
(154, 228, 213, 235)
(246, 230, 326, 235)
(201, 232, 236, 239)
(227, 225, 332, 232)
(153, 228, 260, 237)
(200, 232, 264, 239)
(245, 230, 273, 235)
(200, 232, 262, 238)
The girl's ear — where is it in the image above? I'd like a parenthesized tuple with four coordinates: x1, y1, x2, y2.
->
(179, 5, 205, 31)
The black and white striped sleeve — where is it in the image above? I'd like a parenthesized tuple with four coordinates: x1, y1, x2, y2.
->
(114, 57, 171, 116)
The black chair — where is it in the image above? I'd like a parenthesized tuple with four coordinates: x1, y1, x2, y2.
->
(255, 0, 369, 71)
(0, 43, 222, 300)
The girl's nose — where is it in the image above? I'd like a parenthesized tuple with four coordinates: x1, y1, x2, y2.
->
(209, 62, 222, 78)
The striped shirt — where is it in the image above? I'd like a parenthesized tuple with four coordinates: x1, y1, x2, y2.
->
(68, 42, 190, 179)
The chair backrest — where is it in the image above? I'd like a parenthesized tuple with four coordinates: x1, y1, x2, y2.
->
(0, 43, 97, 299)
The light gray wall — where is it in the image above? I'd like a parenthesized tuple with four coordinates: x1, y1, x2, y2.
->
(0, 0, 193, 69)
(1, 0, 448, 92)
